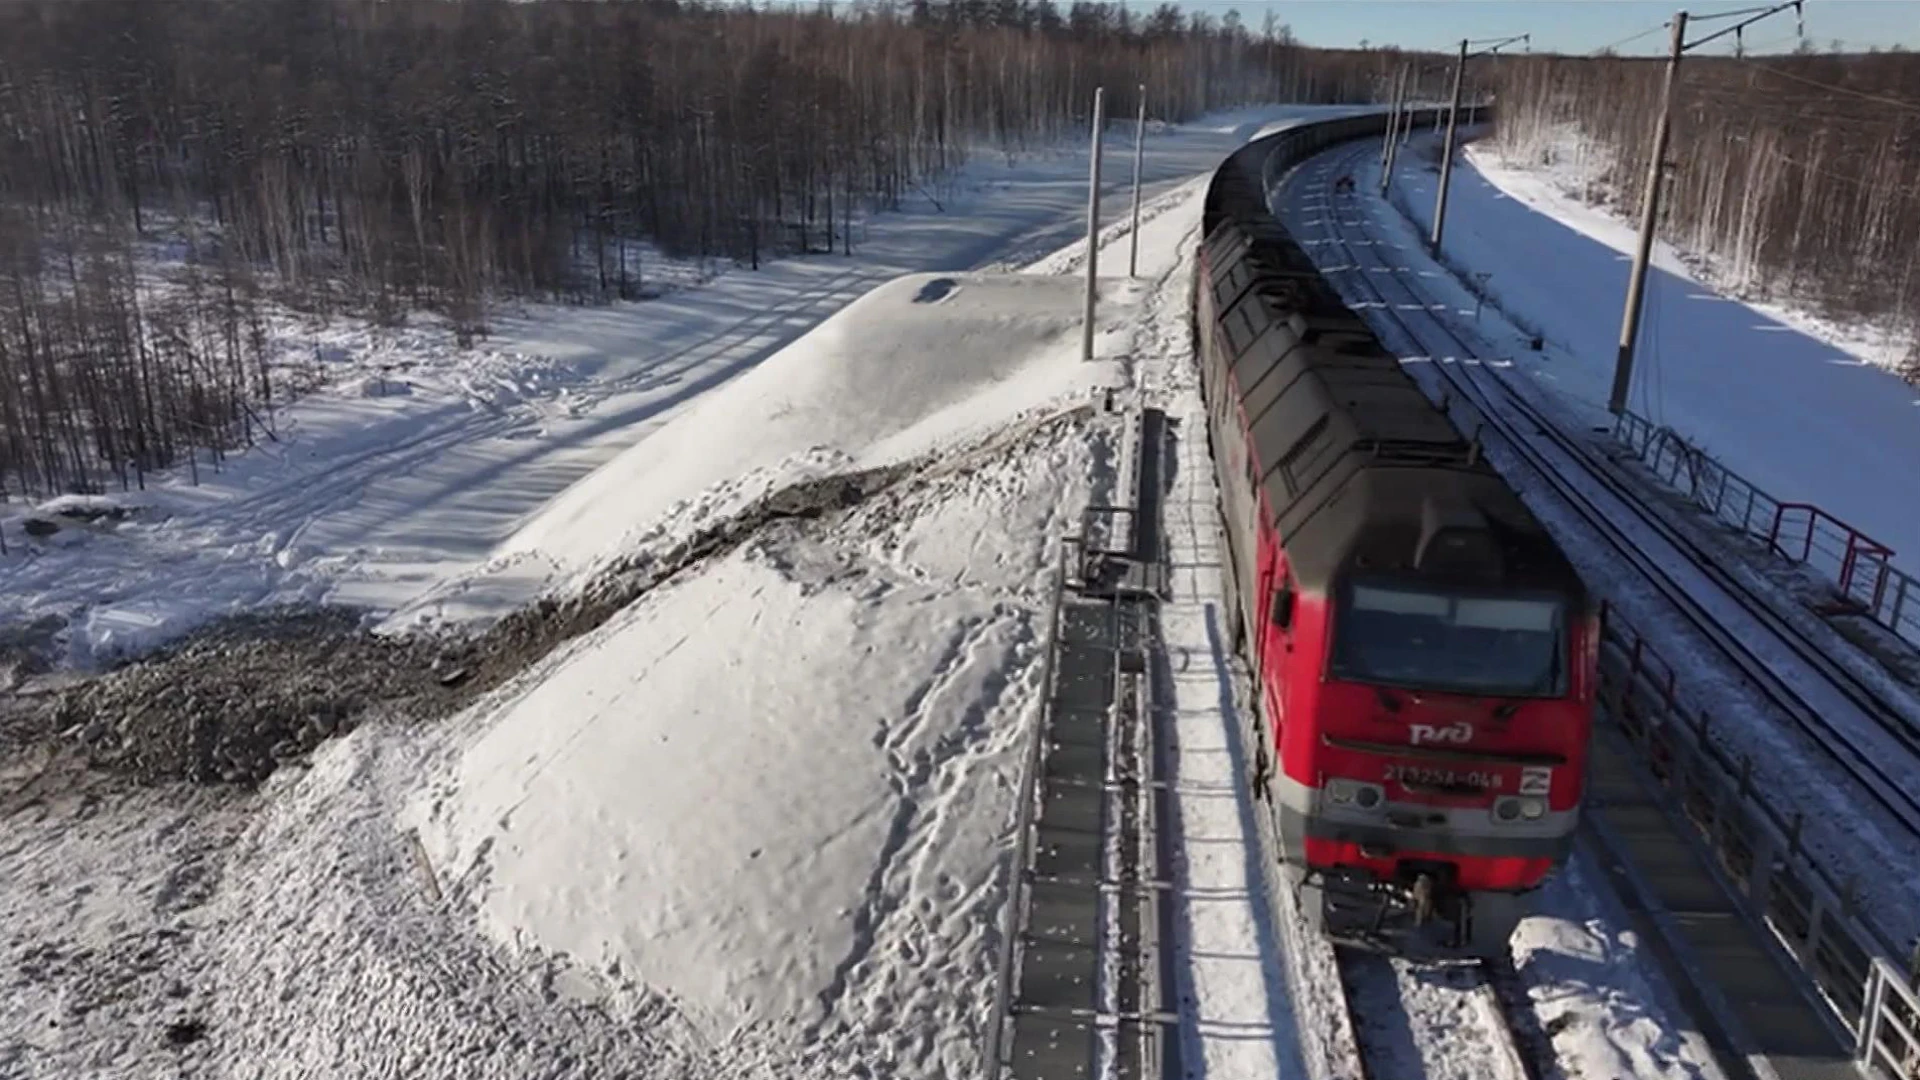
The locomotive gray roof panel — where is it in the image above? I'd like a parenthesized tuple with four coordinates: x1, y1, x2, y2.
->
(1198, 217, 1587, 604)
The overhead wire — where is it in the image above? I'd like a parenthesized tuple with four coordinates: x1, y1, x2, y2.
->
(1745, 62, 1920, 114)
(1590, 21, 1670, 56)
(1686, 3, 1787, 21)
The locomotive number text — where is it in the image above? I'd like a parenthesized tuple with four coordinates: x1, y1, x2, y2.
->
(1382, 764, 1502, 791)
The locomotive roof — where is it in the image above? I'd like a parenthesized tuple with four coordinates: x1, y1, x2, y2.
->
(1201, 215, 1586, 605)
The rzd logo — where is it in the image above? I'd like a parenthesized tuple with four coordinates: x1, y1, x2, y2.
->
(1409, 721, 1473, 746)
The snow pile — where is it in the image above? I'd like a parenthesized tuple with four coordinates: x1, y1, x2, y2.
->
(402, 414, 1098, 1071)
(1510, 859, 1726, 1080)
(398, 259, 1142, 1070)
(394, 271, 1129, 626)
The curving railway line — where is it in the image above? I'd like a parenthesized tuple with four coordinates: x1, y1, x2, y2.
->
(1290, 136, 1920, 968)
(1299, 139, 1920, 864)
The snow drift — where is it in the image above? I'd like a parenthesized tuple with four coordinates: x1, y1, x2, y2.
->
(403, 266, 1128, 1069)
(393, 271, 1130, 626)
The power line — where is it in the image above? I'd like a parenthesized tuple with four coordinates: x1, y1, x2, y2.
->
(1747, 61, 1920, 114)
(1679, 84, 1916, 133)
(1687, 4, 1787, 23)
(1593, 22, 1671, 55)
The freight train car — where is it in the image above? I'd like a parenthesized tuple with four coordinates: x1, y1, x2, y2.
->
(1192, 115, 1598, 958)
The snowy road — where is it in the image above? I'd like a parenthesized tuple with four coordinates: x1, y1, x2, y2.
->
(1280, 137, 1920, 956)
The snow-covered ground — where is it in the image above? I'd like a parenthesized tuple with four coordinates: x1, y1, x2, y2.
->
(0, 105, 1369, 671)
(1390, 127, 1920, 572)
(3, 275, 1113, 1080)
(1475, 126, 1915, 376)
(392, 272, 1128, 628)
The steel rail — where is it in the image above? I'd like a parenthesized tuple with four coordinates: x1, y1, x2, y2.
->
(1333, 948, 1548, 1080)
(1306, 139, 1920, 845)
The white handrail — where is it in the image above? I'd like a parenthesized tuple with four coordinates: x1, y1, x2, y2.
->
(1858, 957, 1920, 1080)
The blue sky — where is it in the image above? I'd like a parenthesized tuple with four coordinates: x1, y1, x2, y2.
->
(1175, 1, 1920, 55)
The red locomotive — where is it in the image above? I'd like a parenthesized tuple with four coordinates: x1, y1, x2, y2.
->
(1192, 124, 1598, 958)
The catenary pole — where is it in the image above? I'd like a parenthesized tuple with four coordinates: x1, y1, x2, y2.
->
(1609, 1, 1797, 411)
(1382, 64, 1408, 197)
(1083, 86, 1105, 362)
(1430, 38, 1469, 249)
(1380, 66, 1403, 171)
(1609, 12, 1687, 415)
(1406, 68, 1419, 145)
(1129, 85, 1145, 278)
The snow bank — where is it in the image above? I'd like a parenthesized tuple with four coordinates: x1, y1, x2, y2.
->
(1511, 856, 1727, 1080)
(400, 256, 1143, 1067)
(1472, 127, 1913, 373)
(394, 271, 1127, 626)
(411, 540, 1023, 1042)
(403, 408, 1098, 1070)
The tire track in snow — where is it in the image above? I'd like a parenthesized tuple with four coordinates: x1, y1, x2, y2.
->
(264, 265, 884, 548)
(29, 264, 890, 659)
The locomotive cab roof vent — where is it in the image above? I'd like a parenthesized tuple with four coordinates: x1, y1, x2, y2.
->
(1414, 496, 1500, 575)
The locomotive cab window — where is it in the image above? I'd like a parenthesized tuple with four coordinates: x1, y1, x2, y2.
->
(1327, 580, 1567, 698)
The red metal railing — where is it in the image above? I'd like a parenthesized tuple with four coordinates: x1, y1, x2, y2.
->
(1612, 410, 1920, 652)
(1766, 503, 1898, 617)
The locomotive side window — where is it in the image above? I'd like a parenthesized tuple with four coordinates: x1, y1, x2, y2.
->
(1327, 581, 1567, 698)
(1224, 305, 1260, 357)
(1276, 413, 1335, 496)
(1270, 584, 1295, 629)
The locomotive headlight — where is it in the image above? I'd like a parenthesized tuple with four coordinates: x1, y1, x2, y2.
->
(1324, 780, 1385, 811)
(1494, 796, 1549, 823)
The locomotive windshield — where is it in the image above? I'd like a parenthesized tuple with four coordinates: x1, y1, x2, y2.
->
(1328, 580, 1568, 698)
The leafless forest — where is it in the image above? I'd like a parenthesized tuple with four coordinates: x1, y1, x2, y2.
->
(1487, 49, 1920, 376)
(0, 0, 1414, 500)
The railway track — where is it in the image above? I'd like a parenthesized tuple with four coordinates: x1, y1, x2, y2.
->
(1334, 948, 1555, 1080)
(985, 405, 1182, 1080)
(1302, 140, 1920, 860)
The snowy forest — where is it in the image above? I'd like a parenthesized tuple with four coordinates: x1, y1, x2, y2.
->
(11, 0, 1916, 503)
(0, 0, 1406, 499)
(1485, 49, 1920, 376)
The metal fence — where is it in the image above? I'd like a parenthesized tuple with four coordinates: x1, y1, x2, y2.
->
(1860, 959, 1920, 1080)
(1610, 409, 1920, 651)
(1598, 604, 1920, 1078)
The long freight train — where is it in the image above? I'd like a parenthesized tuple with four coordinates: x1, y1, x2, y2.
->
(1192, 113, 1599, 958)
